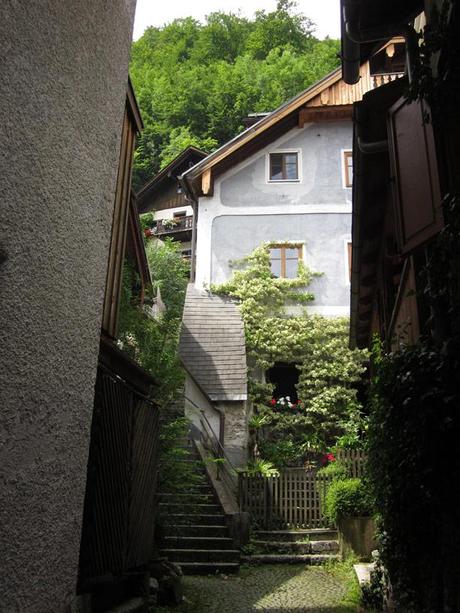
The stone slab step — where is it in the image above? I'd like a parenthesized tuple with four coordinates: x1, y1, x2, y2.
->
(178, 562, 239, 576)
(164, 514, 226, 526)
(242, 554, 340, 565)
(253, 529, 338, 542)
(160, 492, 217, 503)
(162, 548, 240, 563)
(168, 525, 229, 538)
(159, 502, 222, 514)
(162, 536, 235, 550)
(251, 540, 339, 554)
(161, 484, 213, 495)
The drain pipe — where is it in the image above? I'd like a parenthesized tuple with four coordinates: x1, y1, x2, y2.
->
(341, 0, 420, 84)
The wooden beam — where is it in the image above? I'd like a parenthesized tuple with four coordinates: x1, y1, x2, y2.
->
(298, 105, 353, 127)
(202, 168, 213, 196)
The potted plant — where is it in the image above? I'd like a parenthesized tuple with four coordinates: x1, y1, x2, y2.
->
(324, 477, 376, 560)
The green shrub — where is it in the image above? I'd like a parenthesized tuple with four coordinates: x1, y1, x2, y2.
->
(317, 460, 349, 481)
(324, 478, 373, 524)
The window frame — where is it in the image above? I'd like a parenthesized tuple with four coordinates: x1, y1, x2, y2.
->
(269, 243, 304, 279)
(267, 149, 301, 183)
(342, 149, 353, 188)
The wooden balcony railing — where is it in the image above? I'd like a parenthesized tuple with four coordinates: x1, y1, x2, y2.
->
(153, 215, 193, 236)
(371, 72, 404, 89)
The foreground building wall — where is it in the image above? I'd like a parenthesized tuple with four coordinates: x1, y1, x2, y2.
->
(0, 2, 137, 611)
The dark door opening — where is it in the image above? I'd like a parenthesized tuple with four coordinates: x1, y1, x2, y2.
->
(267, 362, 299, 403)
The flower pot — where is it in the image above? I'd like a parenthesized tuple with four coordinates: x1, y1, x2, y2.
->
(338, 516, 377, 561)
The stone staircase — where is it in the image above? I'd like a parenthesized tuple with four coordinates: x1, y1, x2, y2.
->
(158, 439, 240, 575)
(242, 528, 340, 565)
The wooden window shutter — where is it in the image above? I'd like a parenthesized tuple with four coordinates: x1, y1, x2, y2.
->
(102, 85, 142, 338)
(387, 98, 443, 254)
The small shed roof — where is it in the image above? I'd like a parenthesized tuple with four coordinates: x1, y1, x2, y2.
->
(179, 285, 247, 402)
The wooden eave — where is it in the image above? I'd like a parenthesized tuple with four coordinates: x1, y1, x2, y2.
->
(127, 192, 151, 292)
(137, 146, 207, 208)
(127, 77, 144, 134)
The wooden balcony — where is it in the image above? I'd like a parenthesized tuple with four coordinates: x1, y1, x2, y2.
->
(153, 215, 193, 241)
(371, 72, 404, 89)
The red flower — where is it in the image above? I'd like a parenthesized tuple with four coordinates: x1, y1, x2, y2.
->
(320, 452, 336, 465)
(144, 228, 153, 237)
(270, 398, 276, 406)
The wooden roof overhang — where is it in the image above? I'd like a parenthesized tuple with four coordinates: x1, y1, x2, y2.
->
(127, 191, 152, 295)
(181, 66, 372, 200)
(137, 146, 207, 212)
(350, 77, 407, 349)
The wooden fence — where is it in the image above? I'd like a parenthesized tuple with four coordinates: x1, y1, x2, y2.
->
(78, 340, 160, 591)
(238, 450, 366, 529)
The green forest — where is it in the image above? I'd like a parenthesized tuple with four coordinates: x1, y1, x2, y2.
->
(130, 0, 340, 188)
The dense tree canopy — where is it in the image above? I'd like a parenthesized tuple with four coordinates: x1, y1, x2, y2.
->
(130, 1, 340, 188)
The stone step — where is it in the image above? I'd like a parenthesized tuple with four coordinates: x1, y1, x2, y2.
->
(253, 529, 338, 542)
(159, 502, 222, 515)
(161, 483, 213, 495)
(168, 525, 230, 538)
(177, 562, 240, 576)
(162, 548, 240, 563)
(251, 540, 339, 554)
(160, 492, 217, 504)
(165, 514, 226, 526)
(241, 554, 340, 565)
(162, 536, 235, 550)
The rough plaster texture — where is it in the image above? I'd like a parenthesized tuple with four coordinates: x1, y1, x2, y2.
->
(0, 2, 136, 611)
(194, 122, 353, 306)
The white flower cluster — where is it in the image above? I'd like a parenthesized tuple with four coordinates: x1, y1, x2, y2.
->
(277, 396, 293, 408)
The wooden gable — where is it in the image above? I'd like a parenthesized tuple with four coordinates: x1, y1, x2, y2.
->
(299, 63, 371, 125)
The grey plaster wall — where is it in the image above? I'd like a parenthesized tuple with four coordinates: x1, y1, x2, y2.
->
(0, 2, 136, 611)
(211, 214, 351, 307)
(220, 122, 352, 207)
(218, 401, 249, 468)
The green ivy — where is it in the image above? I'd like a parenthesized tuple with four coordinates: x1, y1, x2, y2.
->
(212, 243, 368, 462)
(367, 338, 460, 611)
(117, 238, 189, 405)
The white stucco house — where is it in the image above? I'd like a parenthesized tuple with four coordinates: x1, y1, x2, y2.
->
(177, 41, 405, 467)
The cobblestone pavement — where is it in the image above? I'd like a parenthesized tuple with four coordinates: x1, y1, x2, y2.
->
(158, 564, 358, 612)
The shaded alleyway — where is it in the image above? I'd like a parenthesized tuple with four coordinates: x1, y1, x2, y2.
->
(157, 564, 358, 612)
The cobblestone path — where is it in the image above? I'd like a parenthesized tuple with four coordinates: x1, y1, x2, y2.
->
(158, 564, 358, 612)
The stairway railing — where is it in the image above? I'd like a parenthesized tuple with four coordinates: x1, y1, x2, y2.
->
(199, 410, 238, 497)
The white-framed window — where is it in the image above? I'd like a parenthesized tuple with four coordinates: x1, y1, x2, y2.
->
(269, 244, 303, 278)
(342, 150, 353, 187)
(267, 150, 301, 182)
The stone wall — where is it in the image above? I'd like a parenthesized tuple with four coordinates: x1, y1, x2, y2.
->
(0, 2, 136, 610)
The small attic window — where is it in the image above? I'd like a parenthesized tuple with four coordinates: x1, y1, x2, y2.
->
(268, 151, 299, 181)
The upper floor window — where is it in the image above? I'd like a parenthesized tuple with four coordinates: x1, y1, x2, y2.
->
(269, 244, 302, 278)
(269, 152, 299, 181)
(343, 150, 353, 187)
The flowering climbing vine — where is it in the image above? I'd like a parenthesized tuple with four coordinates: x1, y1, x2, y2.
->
(212, 243, 368, 467)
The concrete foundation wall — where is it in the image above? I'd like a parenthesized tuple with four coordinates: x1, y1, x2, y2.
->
(0, 2, 136, 611)
(218, 401, 249, 468)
